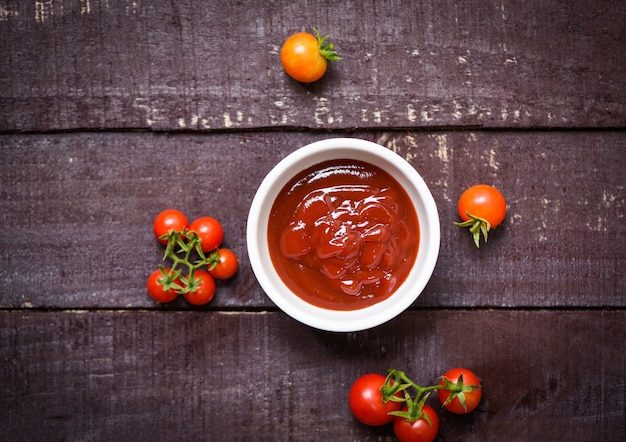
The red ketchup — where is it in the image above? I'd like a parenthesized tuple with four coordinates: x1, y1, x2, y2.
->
(268, 159, 419, 310)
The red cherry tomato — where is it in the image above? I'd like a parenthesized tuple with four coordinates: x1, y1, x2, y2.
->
(146, 268, 179, 303)
(280, 29, 341, 83)
(437, 367, 482, 414)
(153, 209, 189, 245)
(455, 184, 507, 247)
(393, 404, 440, 442)
(183, 270, 216, 306)
(348, 373, 401, 426)
(457, 184, 507, 227)
(208, 248, 239, 280)
(189, 217, 224, 253)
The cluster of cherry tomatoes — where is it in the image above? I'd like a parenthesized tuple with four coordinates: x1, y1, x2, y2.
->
(147, 209, 239, 306)
(349, 368, 482, 442)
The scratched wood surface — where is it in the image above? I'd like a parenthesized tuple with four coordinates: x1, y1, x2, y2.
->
(1, 131, 624, 310)
(1, 0, 625, 441)
(1, 0, 625, 132)
(1, 310, 625, 442)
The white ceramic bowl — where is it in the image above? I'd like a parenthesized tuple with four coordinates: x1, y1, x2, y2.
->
(247, 138, 440, 332)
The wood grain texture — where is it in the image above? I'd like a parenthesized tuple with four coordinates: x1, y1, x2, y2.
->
(1, 1, 624, 440)
(1, 310, 624, 441)
(1, 131, 624, 309)
(1, 0, 624, 131)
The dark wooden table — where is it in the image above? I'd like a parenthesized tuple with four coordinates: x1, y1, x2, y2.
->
(1, 1, 625, 441)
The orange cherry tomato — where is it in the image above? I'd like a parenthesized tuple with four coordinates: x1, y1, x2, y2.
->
(280, 29, 341, 83)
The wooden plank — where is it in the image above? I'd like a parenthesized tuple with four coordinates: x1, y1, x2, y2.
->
(1, 131, 624, 309)
(0, 309, 624, 441)
(1, 0, 624, 132)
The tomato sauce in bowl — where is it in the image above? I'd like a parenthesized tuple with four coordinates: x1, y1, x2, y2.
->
(268, 159, 419, 311)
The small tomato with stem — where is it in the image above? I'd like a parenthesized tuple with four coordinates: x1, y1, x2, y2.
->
(153, 209, 189, 245)
(181, 270, 216, 306)
(454, 184, 507, 247)
(208, 248, 239, 280)
(437, 367, 482, 414)
(393, 403, 440, 442)
(189, 216, 224, 253)
(280, 28, 341, 83)
(348, 373, 402, 426)
(146, 267, 181, 303)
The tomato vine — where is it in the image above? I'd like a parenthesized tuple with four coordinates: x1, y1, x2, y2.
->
(154, 228, 222, 295)
(350, 368, 482, 440)
(147, 210, 238, 305)
(382, 369, 482, 421)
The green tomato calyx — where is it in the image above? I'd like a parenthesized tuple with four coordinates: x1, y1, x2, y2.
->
(158, 229, 221, 293)
(313, 28, 342, 61)
(454, 211, 492, 248)
(381, 368, 482, 422)
(438, 373, 482, 413)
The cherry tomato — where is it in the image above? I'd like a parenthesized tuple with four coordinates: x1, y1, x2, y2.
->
(455, 184, 507, 247)
(457, 184, 506, 226)
(348, 373, 401, 426)
(189, 217, 224, 253)
(153, 209, 189, 245)
(437, 367, 482, 414)
(280, 29, 341, 83)
(208, 248, 239, 280)
(183, 270, 216, 306)
(393, 404, 440, 442)
(146, 268, 179, 303)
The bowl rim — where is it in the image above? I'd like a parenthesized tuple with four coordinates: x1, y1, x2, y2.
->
(246, 137, 440, 332)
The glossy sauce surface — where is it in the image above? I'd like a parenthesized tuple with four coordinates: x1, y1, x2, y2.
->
(268, 159, 419, 310)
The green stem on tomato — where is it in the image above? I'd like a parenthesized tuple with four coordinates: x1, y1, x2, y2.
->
(388, 390, 435, 426)
(155, 266, 183, 292)
(382, 369, 482, 421)
(384, 369, 445, 399)
(157, 229, 222, 294)
(312, 28, 342, 61)
(453, 211, 491, 248)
